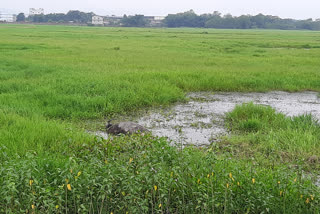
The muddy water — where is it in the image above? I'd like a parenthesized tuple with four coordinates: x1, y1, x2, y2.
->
(96, 91, 320, 146)
(136, 91, 320, 146)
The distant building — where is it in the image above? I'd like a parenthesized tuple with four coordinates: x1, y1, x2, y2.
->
(91, 15, 165, 27)
(104, 15, 123, 26)
(154, 16, 165, 21)
(92, 16, 103, 25)
(29, 8, 44, 16)
(12, 14, 17, 22)
(145, 16, 165, 26)
(0, 14, 16, 22)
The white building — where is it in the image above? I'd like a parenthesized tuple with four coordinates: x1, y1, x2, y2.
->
(154, 16, 165, 21)
(145, 16, 165, 26)
(0, 14, 16, 22)
(92, 16, 104, 25)
(29, 8, 44, 16)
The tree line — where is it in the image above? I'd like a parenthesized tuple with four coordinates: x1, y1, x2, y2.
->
(164, 10, 320, 30)
(16, 9, 320, 30)
(17, 10, 94, 24)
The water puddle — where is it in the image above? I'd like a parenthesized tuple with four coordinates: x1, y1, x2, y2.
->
(96, 91, 320, 146)
(137, 91, 320, 146)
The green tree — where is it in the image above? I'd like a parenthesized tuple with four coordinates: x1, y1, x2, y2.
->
(16, 13, 25, 22)
(164, 10, 204, 28)
(65, 10, 93, 23)
(235, 15, 252, 29)
(121, 15, 149, 27)
(29, 14, 45, 23)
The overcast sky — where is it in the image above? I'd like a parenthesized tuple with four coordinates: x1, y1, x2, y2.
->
(1, 0, 319, 20)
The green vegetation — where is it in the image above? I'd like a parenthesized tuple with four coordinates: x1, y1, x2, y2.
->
(165, 10, 320, 30)
(225, 103, 320, 167)
(25, 10, 94, 24)
(1, 25, 320, 212)
(1, 134, 319, 213)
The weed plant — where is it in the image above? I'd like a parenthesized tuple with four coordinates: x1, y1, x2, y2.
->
(1, 135, 319, 213)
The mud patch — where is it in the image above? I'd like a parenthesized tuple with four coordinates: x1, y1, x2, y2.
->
(137, 91, 320, 146)
(95, 91, 320, 146)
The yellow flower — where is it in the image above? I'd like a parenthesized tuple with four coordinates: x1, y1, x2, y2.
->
(306, 198, 310, 204)
(280, 191, 283, 196)
(229, 173, 232, 179)
(232, 177, 235, 182)
(154, 185, 157, 191)
(252, 178, 255, 184)
(111, 212, 114, 214)
(31, 204, 35, 209)
(67, 184, 72, 191)
(310, 195, 314, 200)
(56, 205, 59, 209)
(29, 180, 34, 186)
(226, 183, 229, 188)
(294, 178, 297, 182)
(122, 192, 126, 196)
(207, 174, 210, 178)
(159, 203, 162, 208)
(212, 172, 214, 177)
(277, 181, 280, 184)
(129, 158, 133, 163)
(237, 182, 240, 186)
(77, 171, 82, 177)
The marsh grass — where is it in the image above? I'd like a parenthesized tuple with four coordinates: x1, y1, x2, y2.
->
(0, 110, 92, 157)
(1, 25, 320, 212)
(1, 25, 320, 152)
(225, 103, 320, 166)
(1, 25, 320, 121)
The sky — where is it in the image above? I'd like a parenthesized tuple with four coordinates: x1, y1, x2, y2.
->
(1, 0, 319, 20)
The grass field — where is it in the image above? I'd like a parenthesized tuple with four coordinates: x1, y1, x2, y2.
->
(1, 24, 320, 213)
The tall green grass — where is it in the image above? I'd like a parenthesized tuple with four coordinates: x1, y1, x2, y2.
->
(226, 103, 320, 165)
(1, 25, 318, 158)
(1, 25, 320, 123)
(1, 25, 320, 212)
(0, 110, 92, 157)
